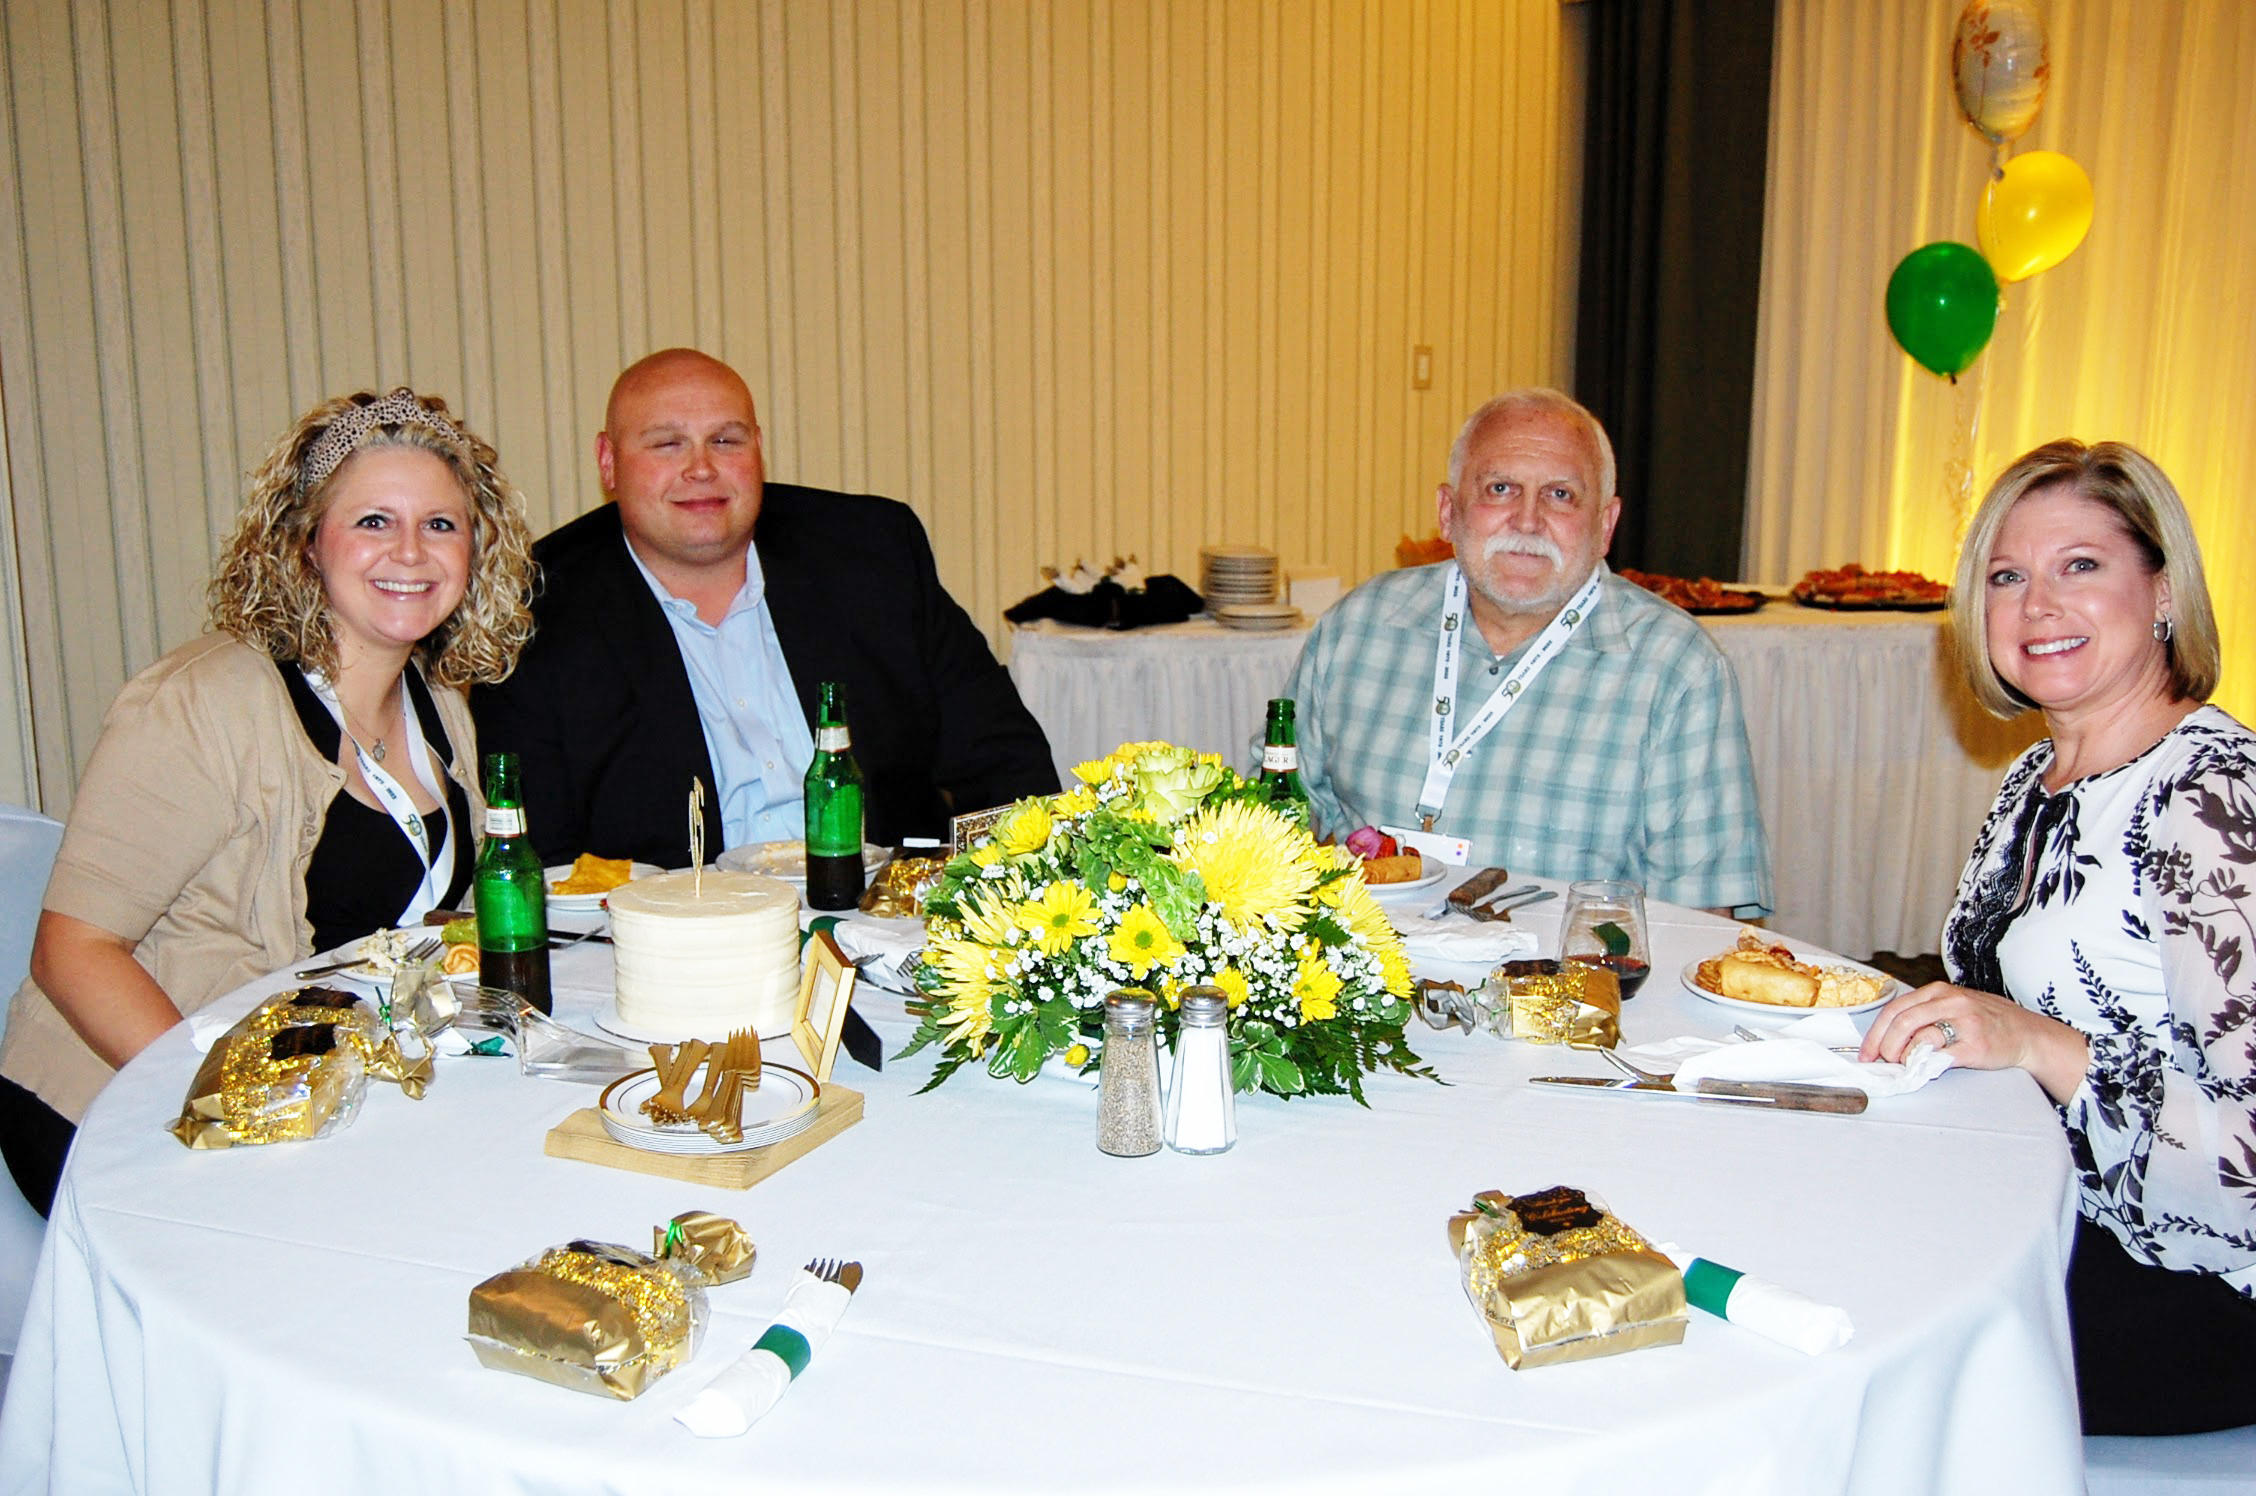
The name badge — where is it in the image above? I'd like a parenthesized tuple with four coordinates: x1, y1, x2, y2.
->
(1382, 824, 1471, 867)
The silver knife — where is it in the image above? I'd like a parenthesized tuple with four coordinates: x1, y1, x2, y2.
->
(1528, 1075, 1868, 1114)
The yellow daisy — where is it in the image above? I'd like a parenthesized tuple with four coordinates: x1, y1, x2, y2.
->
(1212, 966, 1251, 1009)
(1108, 902, 1186, 978)
(1053, 785, 1099, 817)
(1293, 950, 1343, 1021)
(1018, 881, 1101, 955)
(994, 800, 1053, 856)
(970, 843, 1006, 868)
(1171, 798, 1318, 932)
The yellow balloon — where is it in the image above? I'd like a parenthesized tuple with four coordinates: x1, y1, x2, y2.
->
(1978, 149, 2094, 283)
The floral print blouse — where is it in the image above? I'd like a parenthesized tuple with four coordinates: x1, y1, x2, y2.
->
(1944, 705, 2256, 1297)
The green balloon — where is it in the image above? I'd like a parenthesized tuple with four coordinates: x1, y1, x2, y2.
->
(1886, 242, 2000, 378)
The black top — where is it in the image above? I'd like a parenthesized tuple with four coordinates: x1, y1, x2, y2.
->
(281, 663, 473, 951)
(471, 485, 1060, 868)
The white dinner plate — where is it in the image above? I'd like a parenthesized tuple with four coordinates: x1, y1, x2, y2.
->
(1363, 859, 1448, 900)
(592, 997, 796, 1046)
(598, 1063, 820, 1155)
(545, 862, 662, 913)
(714, 839, 889, 885)
(1679, 958, 1897, 1017)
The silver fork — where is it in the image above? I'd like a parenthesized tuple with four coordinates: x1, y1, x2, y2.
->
(1732, 1023, 1863, 1056)
(295, 936, 440, 980)
(804, 1257, 864, 1292)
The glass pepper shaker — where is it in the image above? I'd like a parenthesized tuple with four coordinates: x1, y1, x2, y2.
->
(1164, 986, 1236, 1154)
(1095, 990, 1163, 1157)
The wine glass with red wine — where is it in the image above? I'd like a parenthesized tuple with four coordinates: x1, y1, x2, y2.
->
(1559, 880, 1651, 999)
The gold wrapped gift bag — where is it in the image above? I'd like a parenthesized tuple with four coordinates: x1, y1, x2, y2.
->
(168, 987, 402, 1149)
(467, 1212, 754, 1400)
(468, 1239, 710, 1401)
(1492, 960, 1621, 1048)
(1448, 1186, 1686, 1369)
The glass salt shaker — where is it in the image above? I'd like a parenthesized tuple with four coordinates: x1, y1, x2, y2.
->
(1164, 986, 1236, 1154)
(1095, 990, 1163, 1157)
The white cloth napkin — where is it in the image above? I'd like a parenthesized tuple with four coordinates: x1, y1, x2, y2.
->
(822, 917, 925, 992)
(1393, 922, 1538, 965)
(1622, 1012, 1954, 1099)
(1657, 1245, 1855, 1356)
(677, 1273, 855, 1437)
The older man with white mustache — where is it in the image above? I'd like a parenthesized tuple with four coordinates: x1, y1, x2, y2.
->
(1282, 388, 1771, 916)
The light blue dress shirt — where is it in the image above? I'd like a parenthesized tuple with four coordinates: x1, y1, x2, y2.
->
(625, 537, 815, 850)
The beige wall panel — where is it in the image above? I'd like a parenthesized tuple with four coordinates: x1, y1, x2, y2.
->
(3, 0, 1577, 811)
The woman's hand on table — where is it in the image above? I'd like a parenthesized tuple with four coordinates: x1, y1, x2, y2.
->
(1860, 980, 2091, 1103)
(29, 911, 187, 1069)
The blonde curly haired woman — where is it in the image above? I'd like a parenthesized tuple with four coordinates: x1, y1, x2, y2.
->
(0, 389, 535, 1214)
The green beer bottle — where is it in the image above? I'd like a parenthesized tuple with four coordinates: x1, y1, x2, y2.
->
(804, 682, 866, 911)
(474, 751, 552, 1014)
(1260, 697, 1310, 822)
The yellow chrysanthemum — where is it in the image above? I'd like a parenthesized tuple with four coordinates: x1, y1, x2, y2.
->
(994, 800, 1053, 856)
(1107, 872, 1128, 892)
(958, 887, 1021, 948)
(926, 935, 999, 1010)
(1108, 902, 1186, 978)
(1294, 950, 1343, 1021)
(970, 843, 1005, 868)
(1018, 881, 1101, 955)
(1064, 1042, 1091, 1068)
(1302, 841, 1358, 906)
(1172, 798, 1318, 932)
(1053, 785, 1098, 817)
(1212, 966, 1251, 1009)
(1335, 881, 1413, 996)
(1073, 756, 1116, 786)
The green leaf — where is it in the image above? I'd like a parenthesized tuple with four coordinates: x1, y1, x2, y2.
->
(1593, 920, 1632, 957)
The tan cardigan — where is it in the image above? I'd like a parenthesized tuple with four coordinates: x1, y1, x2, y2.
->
(0, 635, 482, 1123)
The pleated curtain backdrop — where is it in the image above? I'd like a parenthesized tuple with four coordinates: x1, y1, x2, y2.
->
(0, 0, 1583, 813)
(1747, 0, 2256, 722)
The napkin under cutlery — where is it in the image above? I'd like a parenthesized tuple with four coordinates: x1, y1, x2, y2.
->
(1391, 922, 1538, 965)
(677, 1260, 861, 1436)
(1620, 1012, 1953, 1099)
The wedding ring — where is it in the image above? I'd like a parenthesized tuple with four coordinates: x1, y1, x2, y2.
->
(1935, 1018, 1959, 1048)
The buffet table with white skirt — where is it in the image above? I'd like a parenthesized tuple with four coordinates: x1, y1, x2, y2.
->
(1009, 607, 2043, 957)
(0, 887, 2082, 1495)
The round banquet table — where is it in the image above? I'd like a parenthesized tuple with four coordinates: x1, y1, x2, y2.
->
(0, 883, 2085, 1495)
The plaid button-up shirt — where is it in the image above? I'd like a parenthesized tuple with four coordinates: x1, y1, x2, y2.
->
(1285, 562, 1772, 914)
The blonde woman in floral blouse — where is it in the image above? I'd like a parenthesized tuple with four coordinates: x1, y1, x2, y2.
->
(1863, 439, 2256, 1435)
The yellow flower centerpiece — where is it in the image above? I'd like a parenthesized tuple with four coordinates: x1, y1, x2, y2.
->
(902, 741, 1430, 1100)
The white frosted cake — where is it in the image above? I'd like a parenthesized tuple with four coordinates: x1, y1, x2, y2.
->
(607, 870, 802, 1038)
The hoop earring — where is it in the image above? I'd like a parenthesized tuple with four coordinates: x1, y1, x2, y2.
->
(2153, 615, 2175, 644)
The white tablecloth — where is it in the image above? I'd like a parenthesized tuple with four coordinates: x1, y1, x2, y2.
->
(1009, 618, 1309, 778)
(1010, 607, 2045, 957)
(0, 893, 2083, 1495)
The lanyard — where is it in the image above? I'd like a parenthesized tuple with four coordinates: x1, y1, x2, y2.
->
(304, 671, 456, 921)
(1415, 563, 1605, 830)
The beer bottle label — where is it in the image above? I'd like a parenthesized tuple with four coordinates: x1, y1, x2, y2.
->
(815, 726, 852, 752)
(484, 807, 525, 837)
(1261, 745, 1299, 772)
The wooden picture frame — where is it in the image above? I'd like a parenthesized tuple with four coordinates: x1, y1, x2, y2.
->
(792, 928, 859, 1082)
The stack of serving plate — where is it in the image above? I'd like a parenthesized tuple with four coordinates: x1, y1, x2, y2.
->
(597, 1063, 822, 1155)
(1212, 602, 1304, 631)
(1200, 545, 1279, 609)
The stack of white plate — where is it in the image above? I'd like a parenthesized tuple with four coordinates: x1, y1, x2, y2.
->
(1213, 602, 1304, 631)
(1200, 545, 1279, 608)
(597, 1063, 822, 1155)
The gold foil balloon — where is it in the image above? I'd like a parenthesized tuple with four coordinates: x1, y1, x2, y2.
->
(1952, 1, 2051, 144)
(1979, 150, 2095, 282)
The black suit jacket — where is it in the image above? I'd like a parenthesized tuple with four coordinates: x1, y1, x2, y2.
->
(471, 485, 1058, 867)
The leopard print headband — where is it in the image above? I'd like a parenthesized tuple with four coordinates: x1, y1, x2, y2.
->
(298, 391, 467, 493)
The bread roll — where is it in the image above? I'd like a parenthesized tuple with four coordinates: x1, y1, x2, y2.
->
(1717, 953, 1819, 1007)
